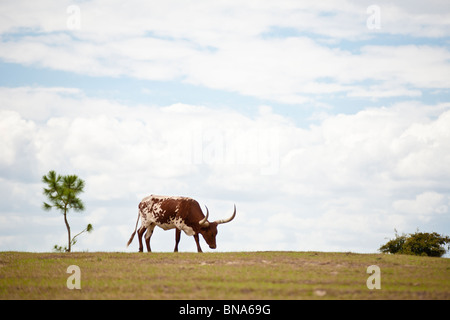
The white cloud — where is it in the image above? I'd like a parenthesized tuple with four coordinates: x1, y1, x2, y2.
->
(3, 1, 448, 39)
(1, 86, 449, 252)
(393, 106, 450, 180)
(1, 1, 450, 104)
(1, 0, 450, 253)
(0, 110, 35, 166)
(393, 191, 448, 222)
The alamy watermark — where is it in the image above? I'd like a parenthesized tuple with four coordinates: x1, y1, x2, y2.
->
(366, 5, 381, 30)
(67, 5, 81, 30)
(366, 265, 381, 290)
(164, 126, 280, 175)
(66, 265, 81, 289)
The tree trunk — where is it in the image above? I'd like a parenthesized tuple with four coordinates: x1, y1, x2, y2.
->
(63, 208, 71, 252)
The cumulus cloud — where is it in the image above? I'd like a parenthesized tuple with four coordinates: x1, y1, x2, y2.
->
(1, 1, 449, 253)
(393, 191, 448, 222)
(1, 1, 450, 105)
(1, 87, 449, 252)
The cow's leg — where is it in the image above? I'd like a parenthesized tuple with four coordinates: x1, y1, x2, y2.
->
(144, 223, 156, 252)
(174, 229, 181, 252)
(137, 226, 146, 252)
(194, 234, 203, 253)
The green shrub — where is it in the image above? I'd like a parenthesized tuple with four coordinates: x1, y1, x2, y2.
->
(379, 230, 450, 257)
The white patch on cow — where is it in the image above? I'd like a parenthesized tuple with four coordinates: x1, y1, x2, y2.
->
(153, 202, 163, 215)
(182, 225, 195, 236)
(144, 224, 155, 240)
(174, 217, 195, 236)
(158, 216, 195, 236)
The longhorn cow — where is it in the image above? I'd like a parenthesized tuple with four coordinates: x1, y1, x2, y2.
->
(127, 195, 236, 252)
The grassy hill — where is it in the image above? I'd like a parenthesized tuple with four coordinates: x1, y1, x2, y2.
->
(0, 251, 449, 299)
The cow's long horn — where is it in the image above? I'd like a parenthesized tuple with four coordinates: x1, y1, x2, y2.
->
(199, 205, 209, 227)
(215, 204, 236, 225)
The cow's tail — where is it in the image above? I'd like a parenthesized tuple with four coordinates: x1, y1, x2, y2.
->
(127, 211, 141, 247)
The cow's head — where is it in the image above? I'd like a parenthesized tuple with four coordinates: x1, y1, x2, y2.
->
(198, 205, 236, 249)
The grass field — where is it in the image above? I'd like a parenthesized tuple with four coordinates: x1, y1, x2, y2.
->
(0, 251, 449, 299)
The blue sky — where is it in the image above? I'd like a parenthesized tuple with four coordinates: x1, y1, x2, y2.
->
(1, 0, 450, 254)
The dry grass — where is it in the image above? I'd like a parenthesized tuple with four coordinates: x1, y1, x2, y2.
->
(0, 251, 449, 299)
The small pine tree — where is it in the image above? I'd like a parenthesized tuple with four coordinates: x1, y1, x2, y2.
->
(42, 170, 92, 252)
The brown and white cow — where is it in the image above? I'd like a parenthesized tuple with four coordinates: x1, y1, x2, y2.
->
(127, 195, 236, 252)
